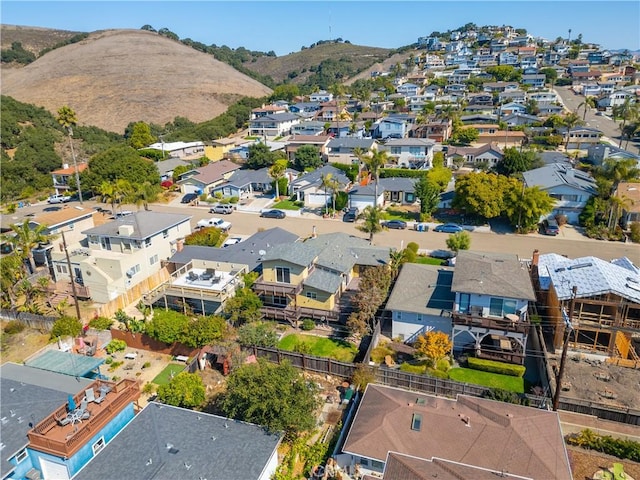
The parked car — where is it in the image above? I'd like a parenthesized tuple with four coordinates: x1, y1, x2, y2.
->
(47, 193, 71, 204)
(209, 204, 234, 215)
(382, 220, 407, 230)
(434, 223, 463, 233)
(181, 193, 199, 204)
(343, 207, 359, 222)
(260, 209, 286, 219)
(541, 218, 560, 236)
(114, 210, 133, 218)
(222, 237, 242, 247)
(161, 180, 174, 188)
(196, 217, 232, 232)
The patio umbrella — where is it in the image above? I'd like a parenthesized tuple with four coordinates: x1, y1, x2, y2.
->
(67, 394, 76, 412)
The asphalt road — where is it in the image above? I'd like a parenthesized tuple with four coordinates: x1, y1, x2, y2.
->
(16, 199, 639, 262)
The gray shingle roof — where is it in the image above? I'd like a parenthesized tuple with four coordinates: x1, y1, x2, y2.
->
(522, 163, 597, 194)
(326, 138, 376, 150)
(73, 402, 282, 480)
(289, 165, 349, 190)
(222, 168, 272, 188)
(304, 268, 343, 293)
(170, 227, 299, 272)
(379, 177, 417, 193)
(82, 212, 191, 240)
(0, 364, 93, 476)
(386, 264, 454, 315)
(262, 241, 320, 267)
(451, 251, 536, 301)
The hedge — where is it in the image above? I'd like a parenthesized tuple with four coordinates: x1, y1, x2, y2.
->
(467, 357, 526, 377)
(566, 429, 640, 462)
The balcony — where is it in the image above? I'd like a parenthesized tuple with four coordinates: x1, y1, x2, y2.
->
(453, 313, 530, 335)
(27, 379, 139, 458)
(260, 305, 340, 324)
(253, 277, 303, 297)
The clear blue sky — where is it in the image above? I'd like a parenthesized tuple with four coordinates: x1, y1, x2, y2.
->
(2, 1, 639, 56)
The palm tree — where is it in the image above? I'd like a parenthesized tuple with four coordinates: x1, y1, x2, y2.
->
(362, 150, 389, 208)
(132, 181, 161, 211)
(327, 176, 341, 214)
(577, 97, 596, 121)
(5, 220, 51, 274)
(357, 206, 385, 244)
(0, 254, 24, 308)
(269, 159, 287, 201)
(561, 112, 583, 151)
(320, 173, 334, 216)
(99, 179, 133, 215)
(612, 97, 636, 148)
(330, 83, 344, 138)
(57, 106, 83, 204)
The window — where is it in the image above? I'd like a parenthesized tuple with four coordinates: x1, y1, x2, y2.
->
(149, 254, 159, 265)
(305, 291, 317, 300)
(359, 459, 369, 467)
(145, 238, 152, 247)
(411, 413, 423, 431)
(162, 230, 169, 239)
(15, 449, 27, 463)
(101, 237, 111, 251)
(56, 265, 68, 274)
(490, 298, 517, 317)
(92, 437, 105, 455)
(122, 241, 131, 252)
(459, 293, 471, 314)
(371, 460, 384, 470)
(275, 266, 290, 284)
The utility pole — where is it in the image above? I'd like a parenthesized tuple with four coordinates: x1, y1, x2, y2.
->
(69, 127, 83, 204)
(552, 285, 578, 411)
(61, 230, 83, 324)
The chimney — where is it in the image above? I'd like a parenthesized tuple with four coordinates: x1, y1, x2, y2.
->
(63, 163, 69, 169)
(532, 249, 540, 266)
(176, 238, 185, 252)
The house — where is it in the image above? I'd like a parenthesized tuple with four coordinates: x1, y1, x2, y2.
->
(335, 384, 572, 479)
(582, 83, 602, 97)
(467, 92, 494, 106)
(326, 138, 377, 165)
(379, 138, 435, 169)
(375, 117, 408, 139)
(177, 159, 241, 195)
(288, 165, 350, 207)
(210, 167, 274, 199)
(597, 89, 637, 110)
(450, 251, 536, 365)
(446, 143, 503, 168)
(533, 251, 640, 362)
(28, 205, 97, 269)
(145, 141, 205, 159)
(208, 137, 243, 162)
(476, 129, 526, 148)
(315, 103, 351, 124)
(522, 163, 597, 223)
(250, 104, 288, 119)
(499, 102, 527, 116)
(51, 163, 89, 195)
(536, 101, 564, 116)
(557, 126, 602, 150)
(409, 118, 452, 142)
(0, 362, 140, 480)
(396, 83, 421, 97)
(527, 91, 558, 103)
(347, 177, 417, 209)
(290, 120, 326, 136)
(521, 74, 546, 89)
(248, 112, 301, 138)
(502, 112, 541, 127)
(498, 89, 526, 104)
(460, 114, 498, 124)
(285, 135, 332, 163)
(586, 144, 640, 166)
(73, 402, 281, 480)
(615, 182, 640, 229)
(325, 121, 356, 139)
(309, 90, 333, 102)
(483, 81, 519, 93)
(289, 102, 321, 114)
(155, 157, 197, 183)
(252, 232, 389, 324)
(50, 212, 192, 304)
(387, 264, 454, 342)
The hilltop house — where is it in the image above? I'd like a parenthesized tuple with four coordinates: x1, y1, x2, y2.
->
(50, 212, 191, 304)
(450, 251, 536, 365)
(248, 112, 301, 138)
(522, 163, 597, 223)
(252, 232, 389, 324)
(51, 163, 89, 195)
(334, 384, 572, 479)
(533, 251, 640, 365)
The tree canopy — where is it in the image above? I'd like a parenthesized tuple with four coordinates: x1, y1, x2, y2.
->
(81, 145, 160, 191)
(294, 145, 323, 171)
(414, 331, 452, 365)
(494, 148, 542, 176)
(157, 372, 206, 408)
(453, 172, 518, 219)
(219, 359, 320, 437)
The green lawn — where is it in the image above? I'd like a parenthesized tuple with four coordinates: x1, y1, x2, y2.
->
(278, 334, 358, 362)
(448, 367, 524, 393)
(413, 256, 447, 266)
(273, 199, 302, 210)
(152, 363, 185, 385)
(383, 208, 419, 221)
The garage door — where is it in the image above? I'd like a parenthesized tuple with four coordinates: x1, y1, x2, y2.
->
(40, 458, 69, 480)
(182, 184, 200, 194)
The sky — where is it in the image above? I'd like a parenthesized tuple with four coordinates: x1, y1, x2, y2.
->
(2, 1, 639, 56)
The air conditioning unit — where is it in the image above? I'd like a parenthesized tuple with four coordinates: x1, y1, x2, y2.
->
(481, 307, 490, 318)
(26, 469, 41, 480)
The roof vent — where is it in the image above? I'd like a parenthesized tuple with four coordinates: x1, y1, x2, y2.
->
(568, 262, 592, 270)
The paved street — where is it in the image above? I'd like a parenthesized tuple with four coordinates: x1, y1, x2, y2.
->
(13, 198, 638, 262)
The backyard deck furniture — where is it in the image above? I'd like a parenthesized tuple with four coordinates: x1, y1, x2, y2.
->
(187, 271, 199, 282)
(85, 388, 96, 403)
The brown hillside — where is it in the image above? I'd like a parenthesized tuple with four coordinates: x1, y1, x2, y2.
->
(245, 42, 393, 84)
(1, 29, 272, 133)
(1, 24, 83, 55)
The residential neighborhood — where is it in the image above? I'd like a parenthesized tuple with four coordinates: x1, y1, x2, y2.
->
(2, 19, 640, 480)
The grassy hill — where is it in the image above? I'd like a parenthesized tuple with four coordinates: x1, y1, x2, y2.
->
(1, 28, 272, 133)
(243, 42, 394, 85)
(0, 24, 84, 55)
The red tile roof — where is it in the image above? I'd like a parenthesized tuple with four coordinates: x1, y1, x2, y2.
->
(51, 163, 89, 175)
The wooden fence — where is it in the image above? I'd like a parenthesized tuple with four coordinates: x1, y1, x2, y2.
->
(110, 329, 199, 358)
(0, 309, 57, 331)
(558, 398, 640, 426)
(97, 268, 170, 318)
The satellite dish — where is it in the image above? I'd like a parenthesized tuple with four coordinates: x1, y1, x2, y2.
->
(258, 250, 266, 255)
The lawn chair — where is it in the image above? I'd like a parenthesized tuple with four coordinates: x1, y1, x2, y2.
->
(78, 399, 88, 413)
(85, 388, 96, 403)
(55, 415, 71, 427)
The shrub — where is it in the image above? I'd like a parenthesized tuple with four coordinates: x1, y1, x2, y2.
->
(184, 227, 222, 247)
(105, 357, 113, 365)
(566, 429, 640, 461)
(436, 358, 450, 372)
(105, 339, 127, 354)
(406, 242, 419, 254)
(426, 367, 449, 379)
(399, 363, 427, 374)
(3, 320, 25, 334)
(89, 316, 113, 330)
(51, 316, 82, 339)
(228, 196, 239, 204)
(142, 361, 151, 369)
(630, 222, 640, 243)
(142, 382, 156, 395)
(467, 357, 526, 377)
(301, 319, 315, 331)
(108, 361, 123, 372)
(483, 388, 530, 406)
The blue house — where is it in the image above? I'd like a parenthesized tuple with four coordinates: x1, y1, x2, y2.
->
(1, 363, 139, 480)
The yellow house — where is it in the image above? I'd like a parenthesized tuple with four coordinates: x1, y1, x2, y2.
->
(206, 138, 240, 161)
(253, 232, 389, 324)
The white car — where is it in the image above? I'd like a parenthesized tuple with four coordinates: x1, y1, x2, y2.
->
(196, 217, 232, 232)
(47, 193, 71, 204)
(222, 237, 242, 247)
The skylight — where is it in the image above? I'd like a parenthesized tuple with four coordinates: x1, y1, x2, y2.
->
(411, 413, 423, 431)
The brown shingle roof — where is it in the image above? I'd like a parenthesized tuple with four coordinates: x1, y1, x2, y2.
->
(185, 159, 241, 185)
(342, 385, 571, 480)
(33, 206, 95, 228)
